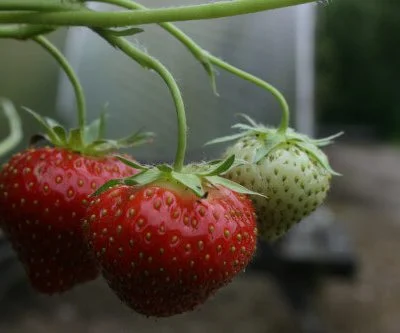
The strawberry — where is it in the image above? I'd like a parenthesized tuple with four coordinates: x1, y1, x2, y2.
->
(0, 110, 153, 294)
(84, 156, 259, 317)
(207, 115, 341, 242)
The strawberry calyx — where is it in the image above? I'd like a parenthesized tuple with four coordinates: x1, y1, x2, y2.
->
(25, 107, 154, 156)
(206, 114, 342, 176)
(92, 154, 264, 198)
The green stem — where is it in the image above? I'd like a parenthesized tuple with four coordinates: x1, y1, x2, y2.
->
(0, 24, 53, 39)
(90, 0, 289, 130)
(0, 0, 315, 27)
(32, 35, 86, 130)
(0, 0, 82, 11)
(209, 55, 290, 133)
(90, 0, 215, 89)
(0, 98, 22, 156)
(97, 30, 186, 171)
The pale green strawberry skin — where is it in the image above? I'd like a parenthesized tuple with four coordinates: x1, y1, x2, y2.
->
(223, 136, 331, 241)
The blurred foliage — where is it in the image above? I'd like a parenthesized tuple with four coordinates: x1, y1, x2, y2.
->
(316, 0, 400, 141)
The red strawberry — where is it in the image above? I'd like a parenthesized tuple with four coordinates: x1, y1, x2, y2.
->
(0, 105, 153, 294)
(84, 157, 259, 317)
(0, 147, 137, 294)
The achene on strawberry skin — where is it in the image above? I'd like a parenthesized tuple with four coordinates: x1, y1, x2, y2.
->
(0, 147, 137, 294)
(84, 182, 257, 317)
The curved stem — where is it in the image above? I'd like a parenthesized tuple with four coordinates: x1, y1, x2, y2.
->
(97, 30, 186, 171)
(0, 24, 53, 39)
(32, 35, 86, 130)
(90, 0, 289, 131)
(0, 0, 315, 27)
(0, 98, 22, 156)
(209, 55, 290, 133)
(0, 0, 82, 11)
(90, 0, 215, 88)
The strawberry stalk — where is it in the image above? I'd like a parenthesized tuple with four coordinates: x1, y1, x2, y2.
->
(87, 0, 218, 94)
(0, 0, 316, 26)
(32, 35, 87, 132)
(86, 0, 290, 133)
(207, 54, 290, 134)
(97, 30, 187, 172)
(0, 0, 81, 11)
(0, 25, 53, 39)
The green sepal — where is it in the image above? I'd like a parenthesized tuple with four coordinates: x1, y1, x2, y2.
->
(125, 168, 163, 186)
(311, 131, 344, 147)
(115, 155, 148, 170)
(196, 155, 235, 176)
(231, 123, 258, 132)
(67, 128, 84, 148)
(295, 141, 341, 176)
(206, 113, 342, 176)
(171, 171, 205, 197)
(83, 113, 106, 145)
(91, 178, 125, 197)
(205, 176, 266, 198)
(236, 113, 259, 127)
(115, 129, 155, 148)
(23, 107, 63, 145)
(205, 132, 247, 146)
(157, 164, 173, 172)
(254, 134, 284, 163)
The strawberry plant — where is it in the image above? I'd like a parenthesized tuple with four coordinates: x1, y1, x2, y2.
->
(0, 0, 340, 317)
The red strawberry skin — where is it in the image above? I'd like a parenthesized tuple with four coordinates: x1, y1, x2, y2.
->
(0, 147, 136, 294)
(85, 183, 257, 317)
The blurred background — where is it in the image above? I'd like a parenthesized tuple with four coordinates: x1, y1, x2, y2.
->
(1, 0, 399, 332)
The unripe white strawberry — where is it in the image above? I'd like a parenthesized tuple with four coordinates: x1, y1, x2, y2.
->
(208, 116, 341, 242)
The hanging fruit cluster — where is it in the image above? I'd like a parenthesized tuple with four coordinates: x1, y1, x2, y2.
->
(0, 0, 340, 318)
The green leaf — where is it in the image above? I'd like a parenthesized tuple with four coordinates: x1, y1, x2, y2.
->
(206, 176, 266, 197)
(198, 155, 235, 176)
(171, 172, 205, 197)
(296, 141, 341, 176)
(91, 178, 124, 197)
(204, 132, 246, 146)
(115, 155, 148, 170)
